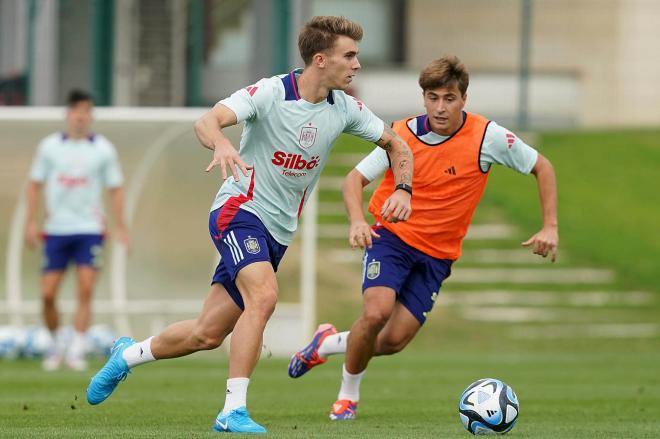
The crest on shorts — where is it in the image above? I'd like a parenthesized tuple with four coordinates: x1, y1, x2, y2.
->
(299, 125, 317, 149)
(91, 244, 103, 268)
(244, 237, 260, 254)
(366, 260, 380, 280)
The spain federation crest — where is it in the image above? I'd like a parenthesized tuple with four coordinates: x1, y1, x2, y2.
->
(299, 125, 317, 149)
(366, 260, 381, 280)
(244, 237, 260, 254)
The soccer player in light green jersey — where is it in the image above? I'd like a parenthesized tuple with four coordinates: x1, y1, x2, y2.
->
(26, 90, 129, 371)
(87, 16, 414, 433)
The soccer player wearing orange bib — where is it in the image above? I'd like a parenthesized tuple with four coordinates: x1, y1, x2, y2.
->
(288, 55, 558, 420)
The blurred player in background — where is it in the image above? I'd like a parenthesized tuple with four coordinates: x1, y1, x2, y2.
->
(86, 16, 413, 433)
(288, 55, 559, 420)
(25, 89, 129, 371)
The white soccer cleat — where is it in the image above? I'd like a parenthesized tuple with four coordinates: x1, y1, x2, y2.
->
(66, 356, 88, 371)
(42, 353, 63, 371)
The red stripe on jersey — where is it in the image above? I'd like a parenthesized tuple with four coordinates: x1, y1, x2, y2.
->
(290, 71, 300, 100)
(297, 188, 308, 218)
(351, 96, 363, 111)
(216, 171, 256, 236)
(246, 85, 259, 96)
(506, 133, 515, 149)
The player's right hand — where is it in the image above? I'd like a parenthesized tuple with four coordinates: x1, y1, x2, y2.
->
(205, 139, 253, 182)
(381, 189, 412, 223)
(348, 220, 380, 249)
(521, 226, 559, 263)
(115, 224, 131, 254)
(25, 220, 39, 250)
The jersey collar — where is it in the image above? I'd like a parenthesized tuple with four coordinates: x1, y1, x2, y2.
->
(415, 114, 431, 136)
(407, 112, 467, 145)
(282, 69, 334, 104)
(61, 132, 96, 142)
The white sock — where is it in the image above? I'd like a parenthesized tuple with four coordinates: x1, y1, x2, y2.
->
(45, 329, 62, 357)
(222, 377, 250, 414)
(122, 336, 156, 368)
(67, 331, 87, 360)
(338, 363, 365, 402)
(318, 331, 349, 358)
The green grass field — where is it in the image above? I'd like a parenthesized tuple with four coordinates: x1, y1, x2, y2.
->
(483, 129, 660, 293)
(1, 351, 659, 438)
(1, 126, 659, 437)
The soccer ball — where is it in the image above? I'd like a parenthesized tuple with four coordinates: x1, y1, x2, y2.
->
(21, 325, 53, 358)
(459, 378, 519, 435)
(86, 324, 116, 357)
(0, 326, 23, 359)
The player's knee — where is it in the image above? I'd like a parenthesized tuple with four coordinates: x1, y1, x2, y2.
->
(78, 283, 94, 296)
(378, 334, 410, 355)
(41, 292, 57, 306)
(361, 308, 390, 331)
(244, 288, 278, 321)
(77, 291, 93, 304)
(191, 328, 223, 350)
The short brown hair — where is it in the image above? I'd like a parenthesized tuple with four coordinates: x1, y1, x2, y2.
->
(67, 89, 93, 107)
(298, 16, 363, 65)
(419, 55, 469, 96)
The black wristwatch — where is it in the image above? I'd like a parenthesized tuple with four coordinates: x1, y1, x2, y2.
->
(395, 183, 413, 196)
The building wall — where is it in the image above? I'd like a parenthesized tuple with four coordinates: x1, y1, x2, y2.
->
(0, 0, 28, 77)
(407, 0, 660, 127)
(58, 0, 91, 104)
(616, 0, 660, 125)
(531, 0, 620, 127)
(408, 0, 522, 71)
(2, 0, 659, 126)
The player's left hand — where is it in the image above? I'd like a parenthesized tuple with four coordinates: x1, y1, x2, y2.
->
(522, 226, 558, 262)
(381, 190, 412, 223)
(348, 220, 381, 249)
(25, 219, 40, 250)
(116, 224, 131, 254)
(205, 138, 253, 182)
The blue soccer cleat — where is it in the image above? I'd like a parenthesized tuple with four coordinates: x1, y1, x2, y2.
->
(288, 323, 337, 378)
(86, 336, 134, 405)
(213, 406, 267, 433)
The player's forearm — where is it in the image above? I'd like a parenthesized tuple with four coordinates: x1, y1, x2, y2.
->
(194, 114, 227, 151)
(533, 155, 558, 229)
(342, 170, 369, 224)
(194, 104, 237, 151)
(389, 139, 413, 187)
(108, 187, 128, 229)
(376, 126, 413, 187)
(25, 182, 41, 223)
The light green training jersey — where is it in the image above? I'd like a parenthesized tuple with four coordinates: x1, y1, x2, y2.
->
(29, 133, 123, 235)
(212, 69, 385, 245)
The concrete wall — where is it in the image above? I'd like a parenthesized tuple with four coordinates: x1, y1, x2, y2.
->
(616, 0, 660, 126)
(354, 69, 579, 129)
(407, 0, 660, 128)
(58, 0, 91, 104)
(31, 0, 59, 105)
(0, 0, 28, 77)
